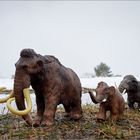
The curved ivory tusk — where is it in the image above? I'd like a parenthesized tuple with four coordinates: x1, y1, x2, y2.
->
(122, 89, 126, 95)
(114, 83, 126, 94)
(114, 83, 120, 93)
(0, 87, 6, 92)
(6, 88, 32, 116)
(82, 87, 96, 94)
(0, 87, 14, 103)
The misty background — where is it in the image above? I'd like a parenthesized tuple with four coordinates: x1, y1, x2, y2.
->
(0, 1, 140, 78)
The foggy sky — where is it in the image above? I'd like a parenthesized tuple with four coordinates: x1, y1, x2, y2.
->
(0, 1, 140, 78)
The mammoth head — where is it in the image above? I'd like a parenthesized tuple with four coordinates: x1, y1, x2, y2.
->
(95, 81, 115, 103)
(15, 49, 44, 74)
(118, 75, 138, 93)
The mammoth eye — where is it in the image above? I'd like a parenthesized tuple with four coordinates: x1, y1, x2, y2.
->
(22, 65, 28, 69)
(32, 65, 37, 69)
(104, 88, 109, 93)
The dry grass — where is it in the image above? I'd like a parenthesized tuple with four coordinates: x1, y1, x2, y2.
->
(0, 104, 140, 140)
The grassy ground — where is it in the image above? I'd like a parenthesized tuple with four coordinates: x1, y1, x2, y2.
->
(0, 104, 140, 140)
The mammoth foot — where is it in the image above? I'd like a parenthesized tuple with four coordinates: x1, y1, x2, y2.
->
(64, 112, 71, 118)
(33, 120, 41, 127)
(33, 120, 54, 127)
(97, 117, 105, 122)
(70, 113, 82, 120)
(97, 113, 106, 121)
(41, 120, 54, 127)
(111, 114, 119, 121)
(22, 115, 33, 126)
(33, 116, 42, 127)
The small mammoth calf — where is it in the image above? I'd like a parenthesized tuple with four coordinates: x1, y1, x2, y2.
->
(89, 82, 125, 121)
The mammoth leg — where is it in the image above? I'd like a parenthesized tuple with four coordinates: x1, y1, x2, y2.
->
(127, 99, 134, 109)
(138, 103, 140, 109)
(33, 93, 45, 127)
(110, 113, 119, 121)
(97, 104, 106, 121)
(63, 104, 71, 117)
(41, 95, 58, 126)
(70, 99, 82, 120)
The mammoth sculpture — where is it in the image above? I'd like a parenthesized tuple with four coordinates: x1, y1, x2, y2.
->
(119, 75, 140, 109)
(88, 81, 125, 121)
(7, 48, 82, 126)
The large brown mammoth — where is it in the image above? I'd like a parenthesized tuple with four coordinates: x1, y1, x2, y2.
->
(7, 49, 82, 126)
(88, 81, 125, 121)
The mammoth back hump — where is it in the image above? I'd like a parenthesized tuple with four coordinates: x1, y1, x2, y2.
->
(60, 67, 81, 86)
(44, 55, 62, 65)
(43, 55, 81, 89)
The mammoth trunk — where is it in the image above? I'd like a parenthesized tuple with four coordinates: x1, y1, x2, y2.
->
(14, 69, 32, 125)
(88, 91, 99, 104)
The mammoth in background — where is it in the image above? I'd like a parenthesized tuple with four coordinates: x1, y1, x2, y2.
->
(119, 75, 140, 109)
(89, 81, 125, 121)
(7, 48, 82, 126)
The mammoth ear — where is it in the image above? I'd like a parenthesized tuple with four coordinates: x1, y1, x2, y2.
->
(37, 60, 43, 68)
(109, 86, 115, 95)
